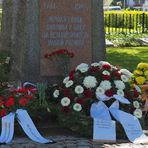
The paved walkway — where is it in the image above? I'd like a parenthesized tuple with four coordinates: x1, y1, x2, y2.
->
(0, 135, 147, 148)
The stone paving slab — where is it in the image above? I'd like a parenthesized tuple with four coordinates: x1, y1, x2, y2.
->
(1, 136, 148, 148)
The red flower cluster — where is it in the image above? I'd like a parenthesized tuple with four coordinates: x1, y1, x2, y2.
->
(44, 49, 74, 59)
(0, 85, 37, 117)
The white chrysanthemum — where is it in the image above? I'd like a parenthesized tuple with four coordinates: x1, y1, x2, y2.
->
(102, 70, 110, 75)
(133, 101, 140, 109)
(121, 75, 129, 82)
(91, 62, 100, 67)
(133, 109, 142, 118)
(61, 97, 71, 106)
(119, 69, 133, 78)
(63, 76, 69, 84)
(73, 103, 82, 112)
(99, 80, 112, 90)
(83, 76, 97, 89)
(76, 63, 89, 73)
(117, 89, 124, 97)
(96, 86, 105, 95)
(75, 85, 84, 94)
(65, 80, 74, 88)
(135, 85, 141, 93)
(114, 80, 125, 90)
(53, 89, 59, 98)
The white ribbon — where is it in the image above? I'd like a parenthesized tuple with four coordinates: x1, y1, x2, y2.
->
(96, 93, 130, 104)
(16, 109, 53, 144)
(109, 101, 148, 144)
(0, 113, 15, 144)
(23, 82, 36, 87)
(91, 100, 148, 143)
(90, 101, 111, 120)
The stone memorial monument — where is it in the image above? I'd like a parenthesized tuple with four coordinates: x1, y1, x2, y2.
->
(0, 0, 105, 83)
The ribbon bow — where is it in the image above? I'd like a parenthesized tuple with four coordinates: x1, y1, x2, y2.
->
(91, 96, 148, 143)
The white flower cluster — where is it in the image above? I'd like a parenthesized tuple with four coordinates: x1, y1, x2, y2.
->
(83, 76, 97, 89)
(133, 101, 142, 119)
(119, 69, 133, 78)
(99, 80, 111, 90)
(76, 63, 89, 73)
(114, 80, 125, 90)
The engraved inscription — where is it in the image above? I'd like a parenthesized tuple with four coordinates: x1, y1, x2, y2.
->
(40, 0, 91, 76)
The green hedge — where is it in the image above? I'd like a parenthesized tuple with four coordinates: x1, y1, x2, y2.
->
(104, 11, 148, 33)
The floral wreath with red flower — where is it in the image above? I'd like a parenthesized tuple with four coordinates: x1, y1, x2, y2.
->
(48, 61, 144, 119)
(0, 83, 37, 117)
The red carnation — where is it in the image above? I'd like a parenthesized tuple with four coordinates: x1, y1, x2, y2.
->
(0, 101, 4, 107)
(102, 64, 111, 69)
(69, 70, 75, 80)
(105, 89, 113, 97)
(26, 95, 33, 100)
(0, 96, 4, 101)
(76, 98, 84, 105)
(102, 75, 111, 80)
(113, 71, 121, 79)
(84, 89, 93, 98)
(63, 88, 71, 96)
(5, 97, 15, 107)
(89, 67, 100, 73)
(61, 106, 70, 113)
(44, 53, 48, 58)
(125, 92, 132, 99)
(19, 98, 28, 106)
(0, 109, 6, 117)
(17, 88, 27, 93)
(134, 89, 139, 98)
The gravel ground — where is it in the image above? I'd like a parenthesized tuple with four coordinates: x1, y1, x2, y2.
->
(0, 134, 147, 148)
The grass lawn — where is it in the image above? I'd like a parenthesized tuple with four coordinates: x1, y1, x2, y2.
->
(107, 46, 148, 71)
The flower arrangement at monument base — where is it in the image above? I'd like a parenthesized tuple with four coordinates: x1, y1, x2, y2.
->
(131, 62, 148, 116)
(0, 82, 37, 117)
(47, 61, 145, 138)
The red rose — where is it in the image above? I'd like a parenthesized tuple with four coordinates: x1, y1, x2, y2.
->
(84, 89, 93, 98)
(0, 109, 6, 117)
(19, 98, 28, 106)
(5, 97, 15, 107)
(102, 75, 111, 80)
(105, 89, 113, 97)
(102, 64, 111, 69)
(61, 106, 70, 113)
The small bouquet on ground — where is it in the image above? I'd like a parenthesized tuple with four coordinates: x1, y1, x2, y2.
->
(132, 62, 148, 85)
(132, 62, 148, 117)
(0, 82, 37, 117)
(44, 49, 74, 76)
